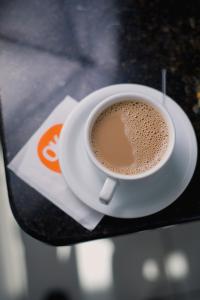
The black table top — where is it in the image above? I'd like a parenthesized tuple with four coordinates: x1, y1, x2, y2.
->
(0, 0, 200, 246)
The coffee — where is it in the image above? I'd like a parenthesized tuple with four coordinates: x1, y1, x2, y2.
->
(90, 100, 169, 175)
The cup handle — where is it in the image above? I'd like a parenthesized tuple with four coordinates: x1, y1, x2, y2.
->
(99, 177, 118, 205)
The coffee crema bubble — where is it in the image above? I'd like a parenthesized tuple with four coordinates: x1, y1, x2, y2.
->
(90, 100, 169, 175)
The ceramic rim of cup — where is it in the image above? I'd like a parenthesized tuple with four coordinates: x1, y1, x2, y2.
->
(84, 92, 175, 180)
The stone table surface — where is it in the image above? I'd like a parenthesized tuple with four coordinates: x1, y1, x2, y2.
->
(0, 0, 200, 245)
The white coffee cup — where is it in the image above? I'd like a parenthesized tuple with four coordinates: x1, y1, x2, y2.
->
(84, 92, 175, 205)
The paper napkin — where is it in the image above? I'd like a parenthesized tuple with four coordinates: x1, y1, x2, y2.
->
(8, 96, 103, 230)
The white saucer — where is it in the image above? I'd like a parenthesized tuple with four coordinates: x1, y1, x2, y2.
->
(59, 84, 198, 218)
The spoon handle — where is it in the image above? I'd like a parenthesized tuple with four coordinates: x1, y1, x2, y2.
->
(162, 68, 167, 106)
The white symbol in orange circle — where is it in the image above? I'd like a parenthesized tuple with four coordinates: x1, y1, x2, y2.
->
(37, 124, 63, 173)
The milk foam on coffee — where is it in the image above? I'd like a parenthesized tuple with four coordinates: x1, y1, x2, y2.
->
(90, 100, 169, 175)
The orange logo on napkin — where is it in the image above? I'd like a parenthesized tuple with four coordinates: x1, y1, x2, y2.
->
(37, 124, 63, 173)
